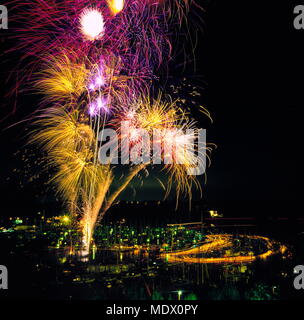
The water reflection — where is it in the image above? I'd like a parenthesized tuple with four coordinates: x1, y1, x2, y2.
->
(42, 234, 290, 300)
(0, 224, 297, 300)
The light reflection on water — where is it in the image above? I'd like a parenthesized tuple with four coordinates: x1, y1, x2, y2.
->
(47, 235, 291, 300)
(0, 229, 300, 300)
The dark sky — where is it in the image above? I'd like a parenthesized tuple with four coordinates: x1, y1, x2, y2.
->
(0, 0, 300, 218)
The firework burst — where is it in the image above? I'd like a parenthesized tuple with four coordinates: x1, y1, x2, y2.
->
(4, 0, 211, 250)
(79, 8, 105, 41)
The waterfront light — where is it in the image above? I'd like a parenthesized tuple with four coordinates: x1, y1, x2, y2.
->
(178, 290, 183, 300)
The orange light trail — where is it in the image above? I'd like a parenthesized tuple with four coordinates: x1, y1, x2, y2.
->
(161, 234, 286, 264)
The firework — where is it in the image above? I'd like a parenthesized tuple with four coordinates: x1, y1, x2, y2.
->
(112, 95, 212, 207)
(107, 0, 125, 15)
(5, 0, 197, 85)
(35, 53, 89, 102)
(79, 8, 105, 41)
(5, 0, 211, 250)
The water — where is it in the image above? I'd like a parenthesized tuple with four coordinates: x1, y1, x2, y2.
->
(1, 225, 301, 300)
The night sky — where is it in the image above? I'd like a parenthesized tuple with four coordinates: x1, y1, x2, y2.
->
(0, 1, 300, 218)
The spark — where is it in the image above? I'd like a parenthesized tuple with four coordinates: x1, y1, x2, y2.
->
(35, 53, 89, 102)
(88, 97, 109, 116)
(107, 0, 125, 15)
(113, 95, 212, 207)
(88, 64, 106, 91)
(80, 8, 105, 41)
